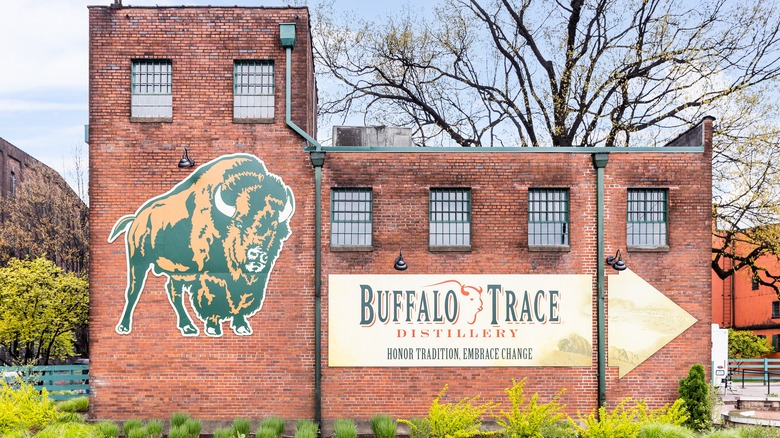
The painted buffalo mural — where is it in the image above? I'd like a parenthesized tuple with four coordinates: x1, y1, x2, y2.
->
(108, 153, 295, 337)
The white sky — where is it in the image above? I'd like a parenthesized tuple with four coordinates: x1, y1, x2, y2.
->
(0, 0, 435, 196)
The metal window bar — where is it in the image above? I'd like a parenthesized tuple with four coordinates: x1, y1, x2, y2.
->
(234, 60, 274, 119)
(331, 188, 372, 247)
(131, 60, 172, 118)
(429, 188, 471, 247)
(528, 188, 569, 245)
(627, 189, 667, 246)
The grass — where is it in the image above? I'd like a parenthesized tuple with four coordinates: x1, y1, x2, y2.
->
(234, 417, 251, 436)
(371, 414, 397, 438)
(333, 418, 358, 438)
(56, 396, 89, 413)
(259, 417, 286, 437)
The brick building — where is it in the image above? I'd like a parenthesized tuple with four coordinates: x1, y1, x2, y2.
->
(0, 137, 87, 272)
(0, 137, 35, 199)
(713, 240, 780, 356)
(88, 4, 713, 424)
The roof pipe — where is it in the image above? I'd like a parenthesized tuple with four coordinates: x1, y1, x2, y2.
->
(281, 22, 324, 428)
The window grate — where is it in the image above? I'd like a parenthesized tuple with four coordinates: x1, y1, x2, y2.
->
(131, 60, 172, 118)
(429, 188, 471, 247)
(528, 188, 569, 246)
(234, 60, 274, 119)
(627, 189, 667, 247)
(331, 188, 372, 247)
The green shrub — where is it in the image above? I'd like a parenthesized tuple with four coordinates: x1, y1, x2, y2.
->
(214, 426, 236, 438)
(123, 419, 144, 436)
(401, 385, 495, 438)
(234, 417, 251, 436)
(679, 363, 712, 431)
(406, 418, 432, 438)
(57, 412, 86, 423)
(167, 424, 189, 438)
(260, 417, 286, 437)
(57, 396, 90, 413)
(371, 415, 397, 438)
(638, 423, 695, 438)
(334, 418, 358, 438)
(35, 421, 99, 438)
(736, 425, 780, 438)
(538, 421, 578, 438)
(184, 418, 202, 438)
(171, 412, 190, 428)
(701, 430, 741, 438)
(0, 380, 60, 436)
(296, 419, 319, 438)
(572, 398, 689, 438)
(495, 378, 566, 438)
(147, 419, 163, 438)
(258, 425, 281, 438)
(94, 420, 120, 438)
(128, 425, 149, 438)
(3, 429, 34, 438)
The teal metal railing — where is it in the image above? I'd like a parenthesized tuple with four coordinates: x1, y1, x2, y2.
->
(1, 365, 89, 400)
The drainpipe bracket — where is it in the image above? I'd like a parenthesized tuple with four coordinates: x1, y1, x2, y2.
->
(310, 151, 326, 168)
(592, 152, 609, 168)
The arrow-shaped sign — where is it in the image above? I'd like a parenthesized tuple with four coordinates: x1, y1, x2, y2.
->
(607, 268, 697, 378)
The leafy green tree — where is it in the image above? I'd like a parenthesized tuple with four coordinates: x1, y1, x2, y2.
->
(678, 364, 711, 431)
(728, 328, 773, 359)
(0, 257, 88, 365)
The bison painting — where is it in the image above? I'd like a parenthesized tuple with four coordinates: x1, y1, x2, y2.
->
(108, 153, 295, 337)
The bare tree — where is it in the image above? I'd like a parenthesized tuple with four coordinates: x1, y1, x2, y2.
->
(315, 0, 780, 147)
(315, 0, 780, 288)
(0, 162, 89, 274)
(711, 87, 780, 292)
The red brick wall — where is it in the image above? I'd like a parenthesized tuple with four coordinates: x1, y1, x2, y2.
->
(88, 6, 317, 420)
(89, 5, 712, 421)
(713, 238, 780, 354)
(320, 143, 712, 417)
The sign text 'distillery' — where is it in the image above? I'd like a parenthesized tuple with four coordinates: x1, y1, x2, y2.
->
(328, 274, 593, 367)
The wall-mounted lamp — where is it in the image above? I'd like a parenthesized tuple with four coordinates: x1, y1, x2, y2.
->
(606, 249, 627, 271)
(178, 148, 195, 168)
(394, 249, 408, 271)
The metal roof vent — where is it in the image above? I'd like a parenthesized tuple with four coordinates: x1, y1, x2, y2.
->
(333, 126, 413, 147)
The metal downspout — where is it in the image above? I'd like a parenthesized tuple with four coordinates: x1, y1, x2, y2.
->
(593, 153, 609, 409)
(282, 26, 324, 426)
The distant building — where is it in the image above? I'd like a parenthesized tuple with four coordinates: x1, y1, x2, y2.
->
(713, 237, 780, 356)
(0, 137, 88, 272)
(0, 137, 34, 198)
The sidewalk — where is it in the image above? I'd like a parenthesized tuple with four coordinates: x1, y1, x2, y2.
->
(719, 381, 780, 423)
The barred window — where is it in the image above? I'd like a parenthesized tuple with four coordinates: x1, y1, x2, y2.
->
(429, 188, 471, 247)
(331, 188, 372, 247)
(131, 60, 172, 119)
(234, 60, 274, 120)
(773, 302, 780, 319)
(528, 189, 569, 246)
(627, 189, 668, 247)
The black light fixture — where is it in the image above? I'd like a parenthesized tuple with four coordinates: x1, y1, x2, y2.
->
(606, 249, 627, 271)
(394, 249, 408, 271)
(178, 148, 195, 168)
